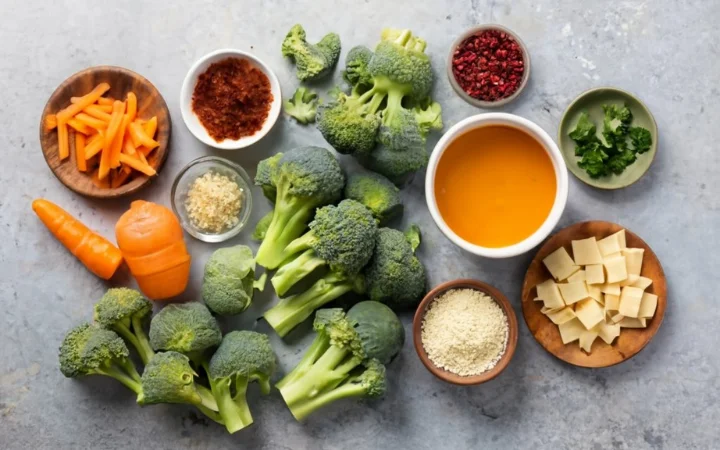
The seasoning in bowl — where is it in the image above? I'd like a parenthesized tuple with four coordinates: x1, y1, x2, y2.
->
(186, 171, 244, 233)
(421, 288, 509, 376)
(192, 58, 273, 142)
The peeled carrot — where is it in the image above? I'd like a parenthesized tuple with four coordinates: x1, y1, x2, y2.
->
(75, 133, 87, 172)
(58, 83, 110, 121)
(100, 101, 125, 180)
(119, 153, 156, 176)
(45, 114, 58, 131)
(84, 131, 105, 159)
(110, 113, 131, 168)
(128, 122, 158, 149)
(123, 136, 137, 155)
(126, 92, 137, 123)
(75, 113, 108, 130)
(57, 120, 70, 160)
(67, 118, 92, 135)
(97, 97, 114, 106)
(32, 199, 123, 279)
(83, 104, 113, 122)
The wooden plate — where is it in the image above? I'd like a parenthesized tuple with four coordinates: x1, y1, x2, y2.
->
(39, 66, 171, 198)
(521, 221, 667, 368)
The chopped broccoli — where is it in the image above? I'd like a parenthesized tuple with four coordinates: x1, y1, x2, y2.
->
(343, 45, 374, 90)
(149, 302, 222, 364)
(202, 245, 266, 316)
(276, 302, 403, 421)
(282, 24, 341, 82)
(284, 87, 318, 124)
(316, 91, 382, 156)
(207, 331, 276, 433)
(365, 226, 426, 310)
(59, 323, 143, 401)
(344, 172, 403, 225)
(254, 147, 345, 270)
(93, 288, 154, 365)
(270, 199, 377, 296)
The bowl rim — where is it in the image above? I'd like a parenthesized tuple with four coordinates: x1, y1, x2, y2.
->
(412, 279, 519, 385)
(180, 48, 282, 150)
(446, 24, 531, 108)
(170, 155, 254, 243)
(425, 113, 569, 258)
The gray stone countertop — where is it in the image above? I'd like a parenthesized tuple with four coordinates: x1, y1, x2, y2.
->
(1, 1, 718, 449)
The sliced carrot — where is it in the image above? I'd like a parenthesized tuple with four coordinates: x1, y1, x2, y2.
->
(75, 133, 87, 172)
(74, 113, 108, 131)
(96, 104, 113, 113)
(119, 153, 156, 176)
(99, 101, 125, 180)
(83, 105, 112, 122)
(57, 120, 70, 160)
(58, 83, 110, 121)
(97, 97, 114, 106)
(91, 168, 110, 188)
(67, 118, 92, 135)
(84, 131, 105, 159)
(111, 166, 133, 188)
(126, 92, 137, 123)
(144, 116, 158, 138)
(123, 136, 137, 155)
(128, 122, 158, 149)
(111, 114, 131, 168)
(45, 114, 58, 131)
(137, 150, 149, 166)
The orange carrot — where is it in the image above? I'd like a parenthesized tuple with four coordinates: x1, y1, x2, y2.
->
(119, 153, 156, 176)
(84, 131, 105, 159)
(97, 97, 114, 106)
(83, 104, 113, 122)
(57, 119, 70, 160)
(92, 168, 110, 188)
(75, 133, 87, 172)
(67, 118, 92, 135)
(45, 114, 58, 131)
(58, 83, 110, 121)
(137, 150, 149, 166)
(111, 166, 132, 188)
(123, 136, 137, 155)
(110, 113, 131, 168)
(31, 199, 123, 280)
(128, 122, 158, 149)
(74, 113, 108, 130)
(126, 92, 137, 122)
(100, 101, 125, 180)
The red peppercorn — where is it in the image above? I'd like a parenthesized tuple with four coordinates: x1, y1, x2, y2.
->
(452, 29, 526, 102)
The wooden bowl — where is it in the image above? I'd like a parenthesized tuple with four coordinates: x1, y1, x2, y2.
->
(413, 279, 519, 385)
(39, 66, 171, 198)
(521, 221, 667, 368)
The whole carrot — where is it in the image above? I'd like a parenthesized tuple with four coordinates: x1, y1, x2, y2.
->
(32, 199, 123, 280)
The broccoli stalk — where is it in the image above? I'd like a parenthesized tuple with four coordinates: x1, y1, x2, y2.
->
(93, 288, 154, 365)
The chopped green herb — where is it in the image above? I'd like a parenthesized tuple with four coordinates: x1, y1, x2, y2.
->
(629, 127, 652, 154)
(568, 112, 597, 144)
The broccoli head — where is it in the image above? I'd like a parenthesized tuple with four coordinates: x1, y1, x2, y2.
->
(202, 245, 266, 316)
(344, 171, 403, 225)
(149, 302, 222, 363)
(284, 87, 318, 124)
(343, 45, 374, 90)
(255, 152, 283, 203)
(282, 24, 341, 82)
(365, 226, 426, 310)
(368, 29, 433, 100)
(93, 287, 154, 365)
(361, 141, 429, 186)
(207, 331, 276, 433)
(316, 94, 381, 156)
(254, 146, 345, 270)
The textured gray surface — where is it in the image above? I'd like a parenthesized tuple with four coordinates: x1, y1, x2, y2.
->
(1, 0, 718, 449)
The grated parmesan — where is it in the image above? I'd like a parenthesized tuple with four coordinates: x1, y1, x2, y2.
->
(185, 171, 243, 233)
(421, 288, 508, 376)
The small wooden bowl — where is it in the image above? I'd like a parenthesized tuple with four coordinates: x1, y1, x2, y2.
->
(413, 279, 519, 385)
(39, 66, 171, 198)
(521, 221, 667, 368)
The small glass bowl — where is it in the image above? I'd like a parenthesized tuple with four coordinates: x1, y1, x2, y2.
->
(171, 156, 253, 243)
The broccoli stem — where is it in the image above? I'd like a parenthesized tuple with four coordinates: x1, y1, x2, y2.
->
(284, 377, 367, 421)
(280, 231, 316, 259)
(276, 333, 330, 389)
(197, 384, 219, 412)
(210, 376, 253, 434)
(95, 364, 143, 398)
(113, 319, 154, 366)
(271, 249, 326, 296)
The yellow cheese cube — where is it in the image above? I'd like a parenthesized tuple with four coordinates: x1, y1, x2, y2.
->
(596, 322, 621, 345)
(535, 279, 565, 309)
(604, 255, 628, 284)
(598, 233, 622, 256)
(585, 264, 605, 285)
(610, 313, 625, 324)
(619, 286, 644, 318)
(571, 237, 604, 266)
(601, 282, 621, 296)
(619, 317, 647, 328)
(543, 247, 580, 281)
(610, 229, 627, 249)
(638, 292, 658, 318)
(559, 318, 585, 344)
(575, 298, 605, 330)
(579, 329, 599, 353)
(587, 283, 603, 302)
(558, 281, 590, 305)
(567, 270, 586, 282)
(546, 307, 577, 325)
(622, 248, 645, 277)
(604, 294, 620, 311)
(632, 276, 653, 291)
(620, 274, 640, 287)
(540, 305, 564, 315)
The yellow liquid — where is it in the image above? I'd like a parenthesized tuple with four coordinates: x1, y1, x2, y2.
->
(434, 125, 557, 248)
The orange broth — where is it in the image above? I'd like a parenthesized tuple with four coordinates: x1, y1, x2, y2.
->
(434, 125, 557, 248)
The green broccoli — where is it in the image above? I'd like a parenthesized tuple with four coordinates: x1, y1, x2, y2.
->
(276, 302, 404, 421)
(254, 147, 345, 270)
(284, 87, 318, 124)
(282, 24, 341, 82)
(149, 302, 222, 365)
(252, 211, 273, 241)
(93, 288, 154, 365)
(202, 245, 266, 316)
(270, 199, 377, 296)
(59, 323, 143, 402)
(139, 351, 222, 424)
(255, 152, 283, 203)
(343, 45, 374, 90)
(316, 91, 382, 156)
(344, 172, 403, 225)
(207, 331, 276, 433)
(365, 226, 426, 310)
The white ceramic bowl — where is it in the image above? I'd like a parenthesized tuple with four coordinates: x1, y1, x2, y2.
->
(425, 113, 568, 258)
(180, 49, 282, 150)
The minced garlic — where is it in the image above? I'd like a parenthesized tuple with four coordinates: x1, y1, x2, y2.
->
(421, 288, 508, 376)
(185, 171, 243, 233)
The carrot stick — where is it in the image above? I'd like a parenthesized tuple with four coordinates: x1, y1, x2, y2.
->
(75, 133, 87, 172)
(31, 199, 123, 279)
(84, 131, 105, 159)
(97, 97, 114, 106)
(137, 150, 149, 166)
(74, 113, 108, 131)
(100, 101, 125, 180)
(83, 105, 112, 122)
(128, 122, 158, 149)
(123, 136, 137, 155)
(111, 166, 133, 188)
(58, 83, 110, 121)
(111, 113, 131, 168)
(92, 168, 111, 188)
(126, 92, 137, 123)
(119, 153, 156, 176)
(66, 118, 92, 135)
(45, 114, 58, 131)
(57, 119, 70, 160)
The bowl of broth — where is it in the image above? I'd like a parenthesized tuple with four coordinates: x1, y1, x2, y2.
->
(425, 113, 568, 258)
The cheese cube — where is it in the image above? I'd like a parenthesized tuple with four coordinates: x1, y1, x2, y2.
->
(571, 237, 604, 266)
(585, 264, 605, 285)
(535, 279, 565, 309)
(604, 255, 628, 284)
(619, 317, 647, 328)
(546, 307, 577, 325)
(601, 283, 621, 296)
(623, 248, 645, 277)
(632, 276, 653, 291)
(587, 283, 603, 302)
(579, 329, 599, 353)
(610, 229, 627, 249)
(596, 322, 621, 345)
(567, 270, 586, 282)
(638, 292, 658, 318)
(558, 281, 590, 305)
(610, 313, 625, 324)
(559, 318, 585, 344)
(604, 294, 620, 311)
(620, 274, 640, 287)
(543, 247, 580, 281)
(541, 305, 564, 315)
(575, 298, 605, 330)
(598, 233, 622, 256)
(619, 286, 644, 318)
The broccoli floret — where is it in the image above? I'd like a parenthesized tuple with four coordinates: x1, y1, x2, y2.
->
(59, 323, 143, 401)
(365, 227, 426, 310)
(368, 29, 433, 100)
(276, 303, 403, 421)
(202, 245, 266, 316)
(254, 147, 345, 270)
(270, 199, 377, 296)
(255, 153, 283, 203)
(413, 98, 443, 137)
(93, 288, 154, 365)
(252, 210, 274, 242)
(139, 351, 222, 423)
(316, 92, 382, 156)
(284, 87, 318, 124)
(149, 302, 222, 364)
(207, 331, 276, 433)
(344, 172, 403, 225)
(343, 45, 374, 90)
(282, 24, 341, 82)
(361, 141, 429, 186)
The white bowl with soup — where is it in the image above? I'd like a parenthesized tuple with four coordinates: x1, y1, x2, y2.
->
(426, 113, 568, 258)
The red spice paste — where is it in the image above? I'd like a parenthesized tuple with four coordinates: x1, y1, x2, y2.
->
(192, 58, 273, 142)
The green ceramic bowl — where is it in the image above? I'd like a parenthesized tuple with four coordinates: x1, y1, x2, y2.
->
(558, 87, 658, 189)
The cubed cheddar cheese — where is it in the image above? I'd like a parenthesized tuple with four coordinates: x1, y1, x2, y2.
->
(575, 298, 605, 330)
(585, 264, 605, 285)
(559, 318, 585, 344)
(632, 276, 653, 291)
(619, 286, 644, 318)
(543, 247, 580, 281)
(610, 313, 625, 324)
(579, 329, 599, 353)
(535, 279, 565, 309)
(596, 322, 621, 345)
(587, 283, 603, 303)
(567, 270, 586, 282)
(546, 307, 577, 325)
(541, 305, 564, 315)
(620, 274, 640, 287)
(638, 292, 658, 318)
(571, 237, 604, 266)
(604, 294, 620, 312)
(598, 233, 622, 256)
(623, 248, 645, 277)
(610, 229, 627, 249)
(619, 317, 647, 328)
(601, 282, 621, 296)
(558, 281, 590, 305)
(604, 255, 628, 284)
